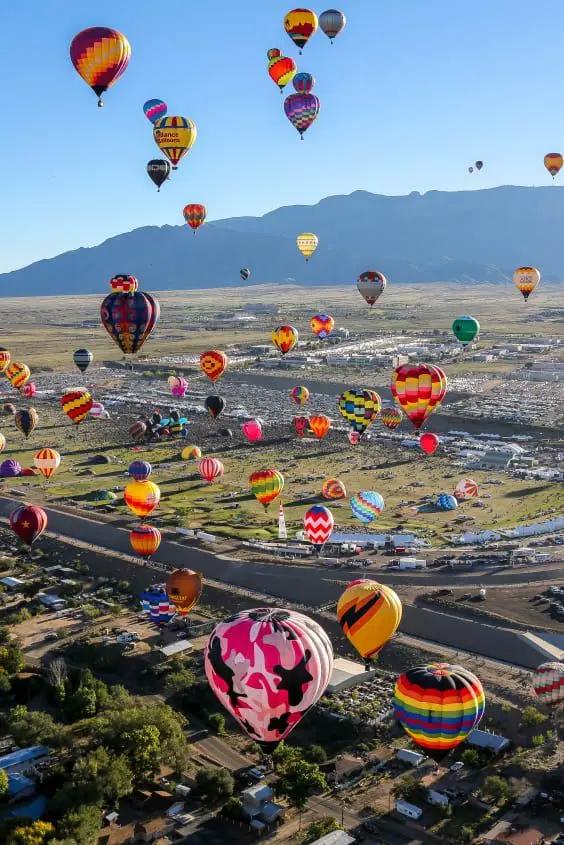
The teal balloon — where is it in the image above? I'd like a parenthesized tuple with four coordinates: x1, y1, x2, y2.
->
(452, 315, 480, 346)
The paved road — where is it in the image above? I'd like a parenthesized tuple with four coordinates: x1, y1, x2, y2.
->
(0, 497, 560, 669)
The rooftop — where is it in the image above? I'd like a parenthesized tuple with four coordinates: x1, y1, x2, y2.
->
(308, 832, 356, 845)
(0, 746, 49, 771)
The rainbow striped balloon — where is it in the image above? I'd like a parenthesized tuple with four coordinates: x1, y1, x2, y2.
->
(393, 662, 485, 754)
(350, 491, 384, 524)
(249, 469, 284, 509)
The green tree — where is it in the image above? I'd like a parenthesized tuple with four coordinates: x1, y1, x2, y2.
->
(301, 817, 341, 844)
(520, 706, 546, 729)
(0, 670, 11, 695)
(101, 702, 187, 773)
(120, 725, 161, 779)
(6, 822, 55, 845)
(303, 745, 327, 764)
(0, 643, 24, 675)
(55, 747, 133, 810)
(207, 713, 226, 735)
(66, 685, 97, 720)
(196, 767, 234, 801)
(0, 768, 8, 797)
(272, 742, 303, 770)
(165, 669, 197, 696)
(460, 749, 480, 767)
(392, 774, 425, 803)
(275, 759, 327, 826)
(8, 705, 62, 746)
(531, 734, 545, 747)
(57, 804, 101, 845)
(222, 796, 243, 820)
(481, 775, 511, 805)
(458, 825, 476, 843)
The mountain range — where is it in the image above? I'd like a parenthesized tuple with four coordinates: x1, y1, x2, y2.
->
(1, 185, 563, 296)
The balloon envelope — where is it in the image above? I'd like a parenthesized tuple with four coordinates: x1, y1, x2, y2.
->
(9, 504, 47, 545)
(544, 152, 563, 178)
(183, 204, 206, 232)
(337, 580, 402, 660)
(130, 524, 161, 558)
(205, 396, 225, 419)
(124, 480, 161, 517)
(268, 54, 297, 90)
(198, 457, 224, 483)
(391, 363, 446, 430)
(143, 98, 167, 124)
(147, 159, 171, 191)
(452, 315, 480, 345)
(249, 469, 284, 508)
(290, 385, 309, 405)
(15, 408, 38, 439)
(338, 389, 381, 435)
(321, 478, 346, 500)
(304, 505, 334, 545)
(284, 8, 319, 51)
(319, 9, 346, 40)
(513, 266, 540, 301)
(310, 314, 334, 339)
(73, 348, 93, 373)
(350, 491, 384, 524)
(34, 448, 61, 480)
(284, 93, 320, 137)
(532, 661, 564, 708)
(357, 271, 387, 306)
(166, 569, 203, 616)
(70, 27, 131, 105)
(60, 390, 92, 425)
(101, 291, 160, 354)
(200, 350, 227, 382)
(242, 419, 263, 443)
(153, 115, 197, 169)
(419, 432, 439, 455)
(272, 325, 299, 355)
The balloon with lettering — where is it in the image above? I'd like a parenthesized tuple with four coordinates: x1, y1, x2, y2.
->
(297, 232, 319, 261)
(153, 115, 197, 169)
(513, 266, 541, 301)
(166, 569, 203, 616)
(147, 159, 171, 191)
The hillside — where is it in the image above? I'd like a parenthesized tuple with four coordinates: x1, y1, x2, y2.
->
(1, 185, 563, 296)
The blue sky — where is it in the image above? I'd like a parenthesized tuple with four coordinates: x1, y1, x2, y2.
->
(1, 0, 562, 273)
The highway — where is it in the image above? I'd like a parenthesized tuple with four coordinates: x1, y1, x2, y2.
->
(0, 496, 560, 669)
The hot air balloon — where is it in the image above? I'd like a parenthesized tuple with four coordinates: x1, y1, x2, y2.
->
(240, 268, 251, 282)
(513, 266, 541, 301)
(0, 348, 11, 373)
(350, 491, 384, 524)
(419, 432, 439, 455)
(268, 53, 297, 91)
(468, 166, 474, 174)
(70, 27, 131, 106)
(319, 9, 346, 41)
(128, 460, 152, 481)
(321, 478, 346, 500)
(284, 8, 319, 52)
(9, 504, 47, 546)
(431, 365, 448, 411)
(15, 409, 38, 439)
(380, 406, 403, 431)
(544, 153, 563, 179)
(60, 390, 92, 425)
(124, 480, 161, 518)
(249, 469, 284, 509)
(337, 580, 402, 662)
(348, 431, 361, 446)
(200, 350, 227, 382)
(532, 662, 564, 708)
(393, 663, 485, 755)
(310, 314, 334, 339)
(110, 274, 138, 293)
(6, 363, 30, 390)
(267, 48, 282, 60)
(151, 412, 162, 427)
(21, 383, 37, 399)
(143, 98, 167, 124)
(272, 325, 299, 355)
(454, 478, 479, 500)
(242, 419, 263, 443)
(0, 434, 5, 453)
(436, 492, 458, 511)
(2, 404, 15, 416)
(0, 459, 21, 478)
(129, 420, 147, 442)
(198, 457, 224, 484)
(100, 290, 160, 354)
(181, 445, 201, 461)
(205, 608, 333, 748)
(309, 415, 331, 439)
(147, 159, 171, 191)
(34, 448, 61, 480)
(338, 389, 381, 436)
(130, 524, 161, 558)
(205, 396, 225, 419)
(183, 204, 206, 233)
(304, 505, 334, 546)
(166, 569, 203, 616)
(293, 72, 315, 93)
(293, 416, 309, 438)
(169, 376, 188, 398)
(452, 316, 480, 346)
(475, 161, 483, 171)
(140, 585, 176, 625)
(391, 363, 446, 430)
(357, 271, 387, 306)
(73, 349, 93, 373)
(153, 115, 197, 169)
(290, 385, 310, 405)
(284, 92, 320, 138)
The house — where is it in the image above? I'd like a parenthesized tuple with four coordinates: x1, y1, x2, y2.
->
(427, 789, 449, 807)
(326, 657, 377, 693)
(467, 729, 510, 754)
(0, 746, 50, 777)
(241, 783, 284, 827)
(396, 748, 426, 767)
(134, 817, 174, 843)
(308, 832, 355, 845)
(158, 641, 193, 659)
(0, 576, 26, 591)
(7, 773, 36, 802)
(395, 799, 423, 820)
(324, 754, 365, 784)
(482, 821, 545, 845)
(37, 593, 66, 610)
(469, 451, 514, 470)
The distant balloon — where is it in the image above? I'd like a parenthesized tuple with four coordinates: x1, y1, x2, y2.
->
(183, 203, 206, 233)
(147, 159, 171, 191)
(124, 480, 161, 518)
(34, 448, 61, 480)
(468, 166, 474, 174)
(0, 434, 5, 454)
(296, 233, 318, 260)
(532, 661, 564, 708)
(293, 416, 309, 438)
(0, 459, 21, 478)
(249, 469, 284, 508)
(391, 363, 447, 430)
(242, 419, 263, 443)
(15, 408, 38, 439)
(321, 478, 346, 500)
(3, 403, 15, 416)
(380, 406, 403, 431)
(240, 268, 251, 282)
(153, 115, 197, 169)
(284, 8, 319, 52)
(267, 48, 282, 61)
(350, 491, 384, 524)
(338, 580, 402, 662)
(198, 457, 225, 484)
(513, 266, 541, 301)
(436, 492, 458, 511)
(101, 290, 160, 354)
(143, 98, 167, 124)
(205, 395, 225, 419)
(419, 432, 439, 455)
(290, 385, 309, 405)
(348, 431, 361, 446)
(60, 390, 92, 425)
(475, 160, 483, 170)
(129, 420, 147, 442)
(272, 325, 299, 355)
(319, 9, 346, 41)
(200, 350, 227, 383)
(304, 504, 334, 546)
(357, 271, 387, 306)
(454, 478, 479, 500)
(293, 72, 315, 93)
(140, 585, 175, 625)
(109, 274, 138, 294)
(21, 383, 37, 399)
(70, 27, 131, 106)
(268, 54, 297, 91)
(284, 93, 320, 138)
(9, 504, 47, 546)
(130, 524, 161, 558)
(73, 348, 93, 373)
(169, 376, 188, 398)
(308, 415, 331, 439)
(5, 363, 30, 390)
(452, 315, 480, 346)
(128, 460, 152, 481)
(0, 348, 11, 373)
(181, 445, 201, 461)
(310, 314, 334, 339)
(544, 152, 563, 179)
(166, 568, 203, 616)
(338, 389, 381, 435)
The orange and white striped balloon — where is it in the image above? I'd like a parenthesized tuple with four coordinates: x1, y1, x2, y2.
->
(34, 448, 61, 480)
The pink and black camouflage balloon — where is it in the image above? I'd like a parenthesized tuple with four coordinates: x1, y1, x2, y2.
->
(284, 92, 320, 138)
(205, 608, 333, 750)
